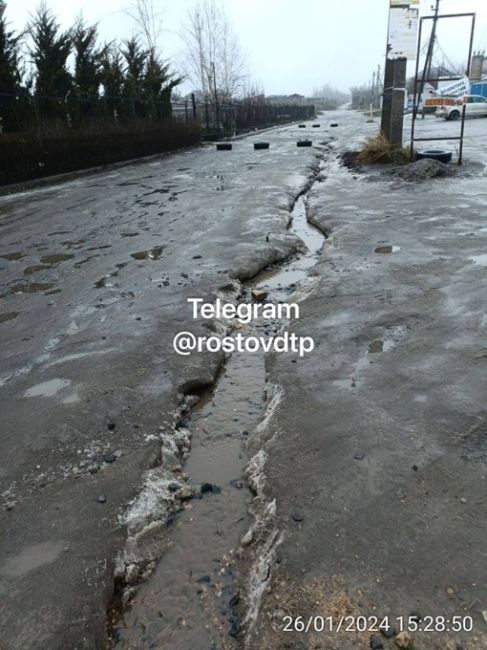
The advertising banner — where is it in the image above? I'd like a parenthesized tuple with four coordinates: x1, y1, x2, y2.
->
(387, 6, 419, 60)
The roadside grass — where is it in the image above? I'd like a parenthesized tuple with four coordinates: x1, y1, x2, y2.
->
(0, 119, 201, 186)
(357, 133, 410, 165)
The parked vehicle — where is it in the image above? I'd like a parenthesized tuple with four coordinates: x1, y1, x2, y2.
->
(436, 94, 487, 120)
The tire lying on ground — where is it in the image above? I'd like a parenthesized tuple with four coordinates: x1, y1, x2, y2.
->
(298, 124, 306, 128)
(312, 124, 321, 128)
(254, 142, 270, 150)
(330, 123, 339, 127)
(297, 140, 312, 147)
(216, 143, 232, 151)
(415, 149, 452, 164)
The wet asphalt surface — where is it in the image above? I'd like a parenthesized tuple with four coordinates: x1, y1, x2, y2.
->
(1, 110, 486, 650)
(244, 112, 487, 650)
(0, 122, 329, 649)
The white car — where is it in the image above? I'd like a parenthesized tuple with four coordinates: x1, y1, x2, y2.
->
(437, 95, 487, 120)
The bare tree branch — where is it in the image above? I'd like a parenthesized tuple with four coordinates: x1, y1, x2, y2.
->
(125, 0, 166, 55)
(181, 0, 246, 101)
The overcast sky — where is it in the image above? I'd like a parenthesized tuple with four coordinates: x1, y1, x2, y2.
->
(4, 0, 487, 95)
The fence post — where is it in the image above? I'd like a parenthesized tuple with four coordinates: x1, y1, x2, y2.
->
(205, 101, 209, 135)
(184, 100, 189, 122)
(191, 93, 197, 120)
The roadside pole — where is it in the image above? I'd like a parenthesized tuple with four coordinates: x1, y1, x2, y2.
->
(381, 58, 407, 145)
(381, 0, 420, 146)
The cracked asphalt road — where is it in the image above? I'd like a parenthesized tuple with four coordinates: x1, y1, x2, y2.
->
(0, 124, 329, 650)
(246, 110, 487, 650)
(1, 108, 486, 650)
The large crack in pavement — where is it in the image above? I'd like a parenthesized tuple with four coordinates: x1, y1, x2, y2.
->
(242, 109, 487, 650)
(0, 121, 340, 650)
(108, 149, 329, 649)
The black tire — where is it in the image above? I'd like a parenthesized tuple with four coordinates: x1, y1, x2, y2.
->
(330, 123, 339, 127)
(449, 110, 460, 121)
(254, 142, 269, 150)
(298, 124, 306, 128)
(416, 149, 452, 164)
(216, 143, 232, 151)
(297, 140, 312, 147)
(312, 124, 320, 128)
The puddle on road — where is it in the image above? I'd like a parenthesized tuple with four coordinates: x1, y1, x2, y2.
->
(375, 245, 401, 254)
(142, 188, 172, 196)
(368, 339, 384, 353)
(0, 312, 18, 324)
(10, 282, 53, 294)
(24, 378, 71, 398)
(87, 245, 112, 251)
(470, 254, 487, 266)
(336, 325, 407, 390)
(61, 239, 85, 249)
(24, 264, 52, 275)
(39, 253, 74, 264)
(112, 179, 326, 649)
(254, 196, 324, 300)
(74, 255, 99, 268)
(131, 246, 164, 261)
(0, 541, 65, 578)
(95, 276, 117, 289)
(114, 353, 266, 650)
(0, 251, 25, 261)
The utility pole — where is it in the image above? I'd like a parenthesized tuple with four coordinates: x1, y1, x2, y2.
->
(0, 1, 6, 19)
(415, 0, 441, 120)
(381, 56, 407, 145)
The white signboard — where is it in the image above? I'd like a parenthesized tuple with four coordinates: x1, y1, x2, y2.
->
(390, 0, 419, 5)
(387, 6, 419, 60)
(437, 76, 470, 98)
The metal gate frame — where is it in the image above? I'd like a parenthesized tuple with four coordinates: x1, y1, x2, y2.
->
(410, 12, 476, 165)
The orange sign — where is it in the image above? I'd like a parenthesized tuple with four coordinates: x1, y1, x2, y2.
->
(424, 97, 464, 106)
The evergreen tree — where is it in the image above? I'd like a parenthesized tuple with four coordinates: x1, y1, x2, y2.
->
(71, 16, 104, 121)
(29, 2, 72, 121)
(143, 51, 182, 119)
(121, 37, 147, 119)
(100, 45, 124, 120)
(0, 15, 26, 131)
(101, 44, 125, 117)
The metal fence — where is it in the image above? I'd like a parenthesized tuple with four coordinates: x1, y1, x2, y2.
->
(172, 98, 316, 137)
(0, 92, 315, 136)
